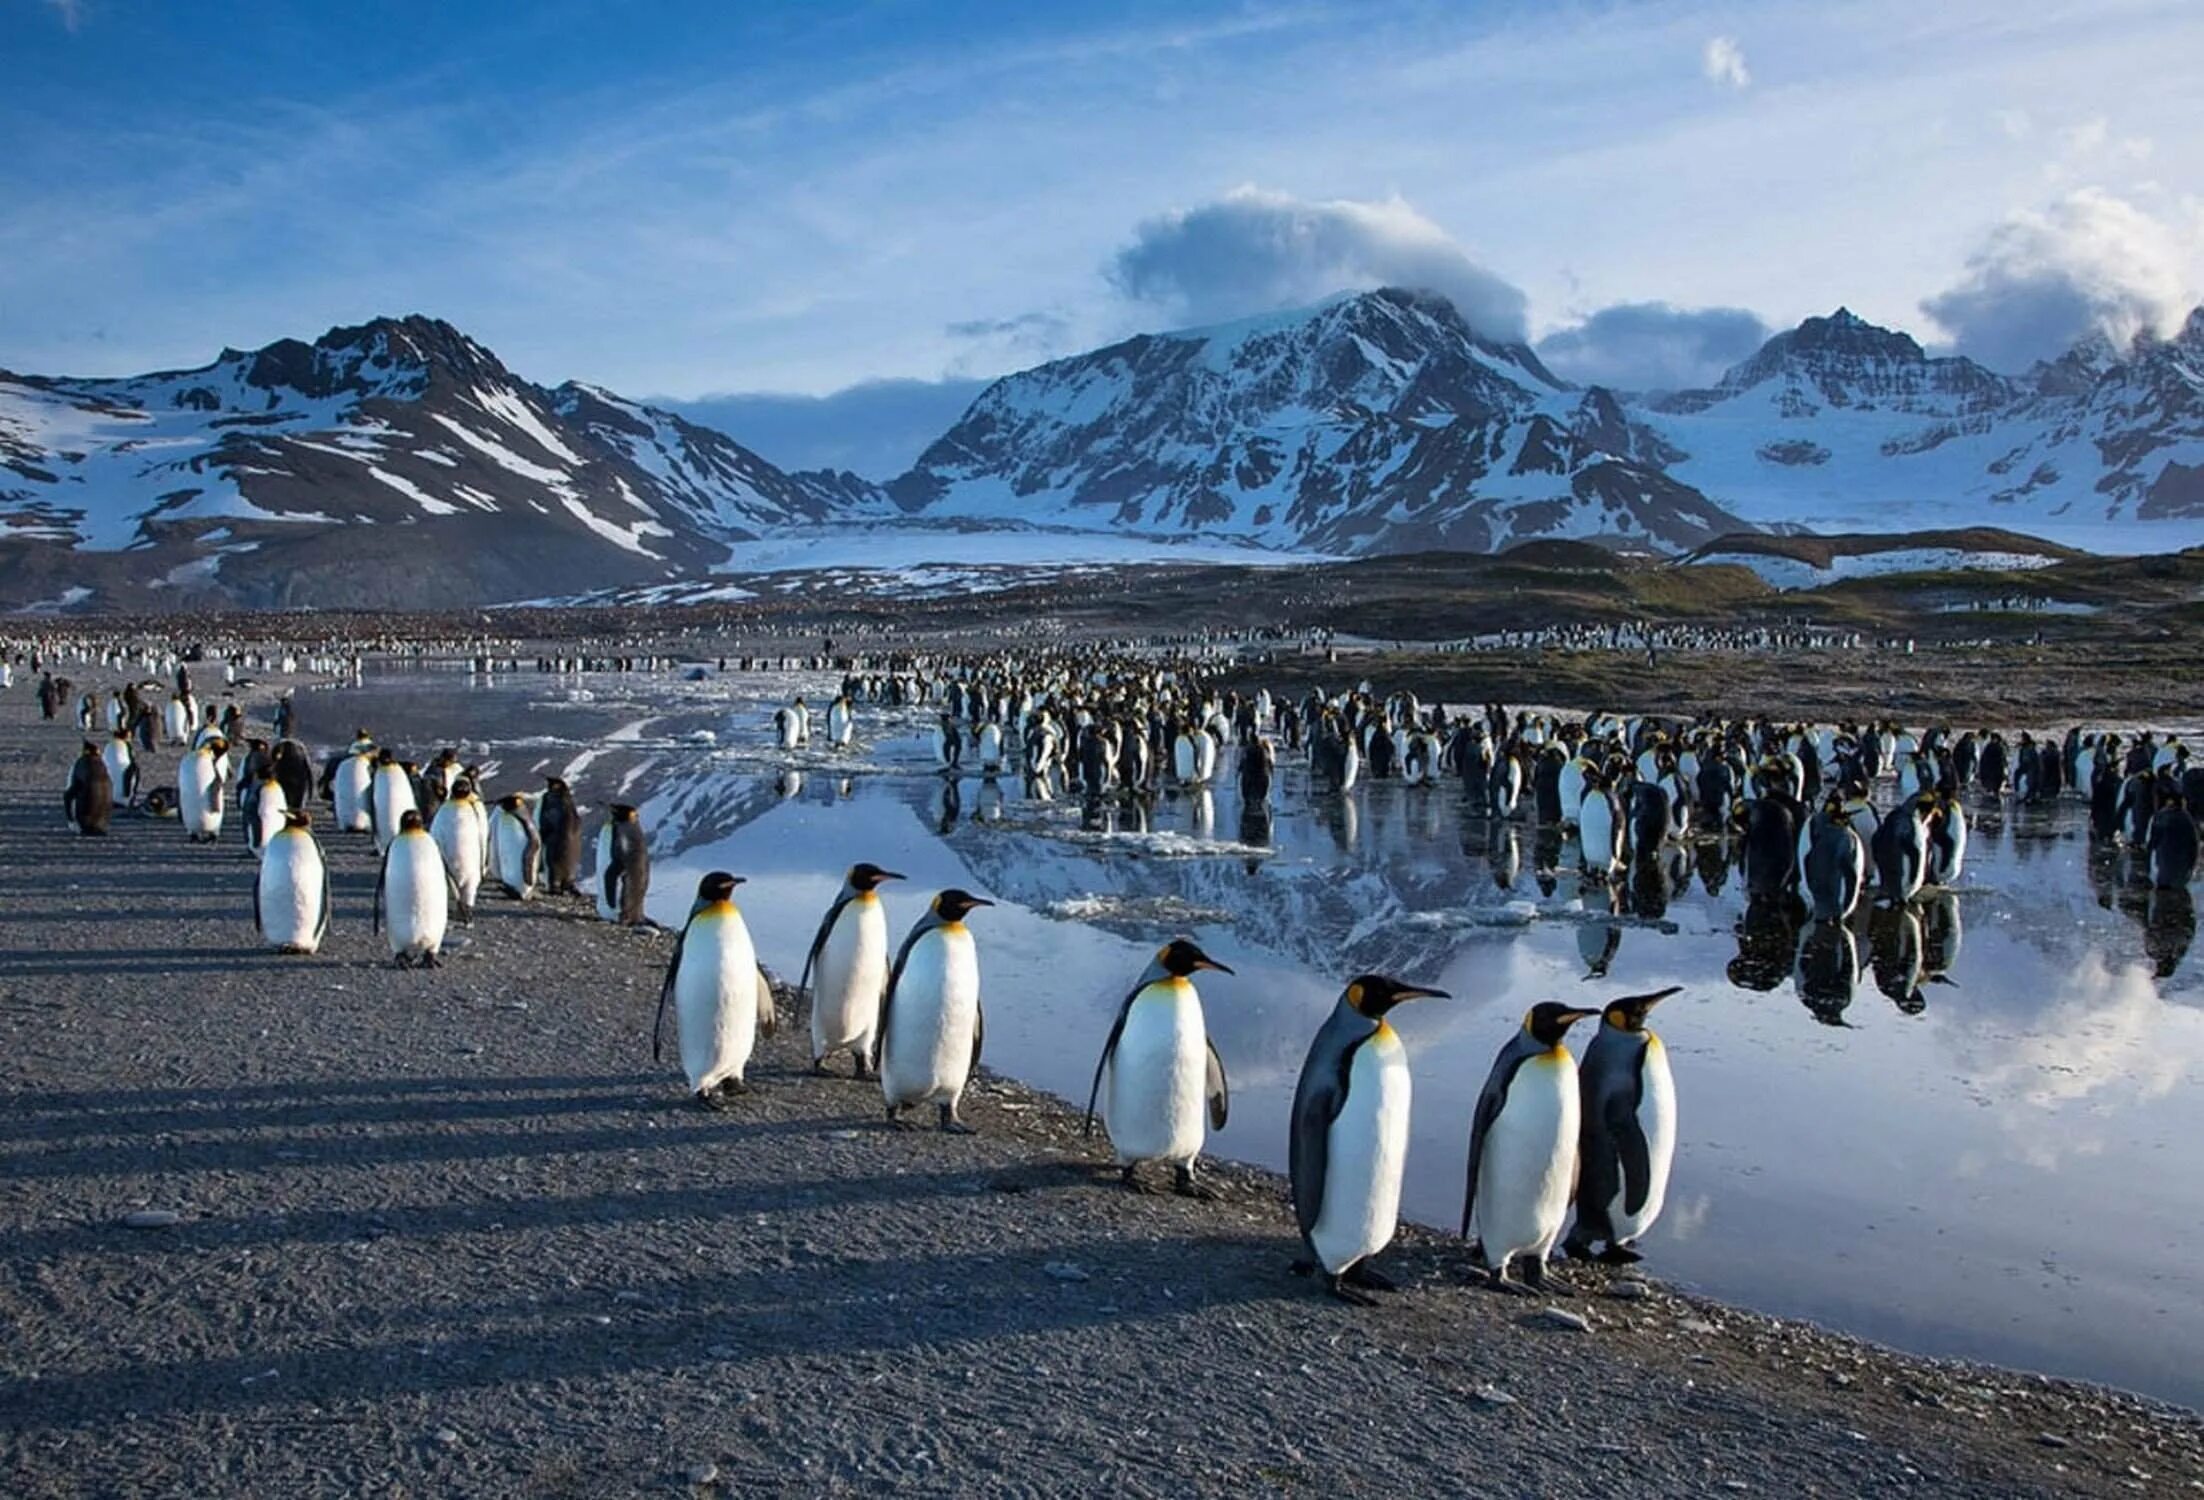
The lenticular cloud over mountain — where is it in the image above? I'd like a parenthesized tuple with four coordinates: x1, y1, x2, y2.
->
(1110, 186, 1530, 341)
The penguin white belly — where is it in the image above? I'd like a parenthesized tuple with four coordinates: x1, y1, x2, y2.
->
(181, 757, 222, 837)
(1581, 795, 1618, 874)
(1606, 1039, 1676, 1244)
(1173, 736, 1197, 783)
(334, 756, 373, 831)
(164, 700, 187, 742)
(258, 834, 325, 953)
(102, 742, 131, 790)
(1105, 983, 1207, 1166)
(811, 897, 888, 1056)
(252, 782, 289, 850)
(384, 839, 448, 959)
(433, 803, 484, 908)
(828, 702, 854, 747)
(677, 912, 761, 1092)
(1475, 1054, 1579, 1266)
(882, 928, 979, 1109)
(494, 812, 535, 898)
(593, 828, 617, 919)
(776, 709, 800, 750)
(978, 723, 1003, 769)
(1310, 1026, 1410, 1275)
(373, 773, 416, 853)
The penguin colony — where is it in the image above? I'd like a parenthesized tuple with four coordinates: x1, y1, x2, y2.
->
(16, 635, 2203, 1309)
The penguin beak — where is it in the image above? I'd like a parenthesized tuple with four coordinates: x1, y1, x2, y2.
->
(1195, 956, 1235, 975)
(1561, 1007, 1601, 1025)
(1396, 984, 1451, 1003)
(1621, 986, 1683, 1010)
(879, 870, 906, 882)
(966, 897, 996, 909)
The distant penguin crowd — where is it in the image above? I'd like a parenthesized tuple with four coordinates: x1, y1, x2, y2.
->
(12, 628, 2201, 1306)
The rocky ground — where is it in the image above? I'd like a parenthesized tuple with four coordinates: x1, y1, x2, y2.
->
(2, 688, 2200, 1497)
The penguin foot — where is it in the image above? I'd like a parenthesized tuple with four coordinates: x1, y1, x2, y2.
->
(1289, 1258, 1316, 1279)
(937, 1103, 978, 1135)
(1172, 1165, 1220, 1201)
(1119, 1164, 1156, 1195)
(1484, 1267, 1538, 1298)
(694, 1089, 732, 1113)
(419, 951, 442, 970)
(1563, 1236, 1597, 1262)
(1598, 1243, 1644, 1266)
(1344, 1262, 1398, 1293)
(810, 1058, 834, 1077)
(1326, 1275, 1380, 1309)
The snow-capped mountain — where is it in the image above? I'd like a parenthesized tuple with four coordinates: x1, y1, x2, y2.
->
(888, 288, 1749, 554)
(891, 293, 2204, 556)
(0, 316, 884, 609)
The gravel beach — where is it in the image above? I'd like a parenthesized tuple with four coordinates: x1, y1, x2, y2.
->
(2, 688, 2199, 1498)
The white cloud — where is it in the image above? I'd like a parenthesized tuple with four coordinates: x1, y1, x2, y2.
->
(1110, 185, 1529, 340)
(1703, 35, 1750, 90)
(42, 0, 84, 31)
(1535, 300, 1770, 390)
(1922, 187, 2199, 370)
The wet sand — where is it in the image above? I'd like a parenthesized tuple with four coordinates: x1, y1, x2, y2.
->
(1, 690, 2199, 1497)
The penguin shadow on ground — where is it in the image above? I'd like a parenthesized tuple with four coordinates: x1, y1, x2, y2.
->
(0, 946, 339, 975)
(0, 1233, 1294, 1434)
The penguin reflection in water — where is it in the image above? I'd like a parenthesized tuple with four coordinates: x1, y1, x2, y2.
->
(1462, 1002, 1602, 1294)
(1289, 974, 1450, 1305)
(876, 889, 994, 1132)
(1084, 939, 1234, 1198)
(655, 872, 777, 1110)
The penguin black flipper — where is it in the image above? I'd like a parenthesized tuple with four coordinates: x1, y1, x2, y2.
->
(1082, 986, 1142, 1137)
(1205, 1038, 1230, 1130)
(1615, 1050, 1655, 1215)
(603, 860, 622, 919)
(873, 921, 927, 1073)
(798, 891, 856, 998)
(970, 999, 985, 1074)
(1460, 1052, 1529, 1238)
(1290, 1034, 1364, 1239)
(313, 836, 333, 947)
(251, 869, 265, 937)
(372, 846, 389, 936)
(652, 914, 694, 1064)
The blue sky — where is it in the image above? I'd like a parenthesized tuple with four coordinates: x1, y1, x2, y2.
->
(3, 0, 2198, 452)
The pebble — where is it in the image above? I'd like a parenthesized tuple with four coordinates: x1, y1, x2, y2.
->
(2036, 1433, 2073, 1449)
(1527, 1307, 1592, 1333)
(685, 1460, 719, 1485)
(120, 1209, 182, 1229)
(1605, 1280, 1651, 1301)
(1471, 1385, 1517, 1407)
(432, 1428, 460, 1447)
(1042, 1262, 1091, 1283)
(1677, 1317, 1720, 1334)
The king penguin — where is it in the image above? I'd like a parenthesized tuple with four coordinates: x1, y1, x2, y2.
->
(797, 862, 903, 1077)
(430, 778, 488, 921)
(596, 803, 650, 924)
(255, 810, 331, 955)
(333, 741, 375, 833)
(1461, 1001, 1601, 1294)
(536, 775, 584, 896)
(374, 808, 456, 968)
(1083, 938, 1234, 1197)
(370, 750, 417, 854)
(490, 792, 541, 901)
(178, 738, 227, 844)
(653, 872, 776, 1109)
(1287, 973, 1450, 1304)
(1564, 987, 1682, 1264)
(875, 888, 993, 1132)
(63, 741, 114, 836)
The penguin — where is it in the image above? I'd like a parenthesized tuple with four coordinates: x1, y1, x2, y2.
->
(875, 888, 993, 1132)
(430, 779, 488, 920)
(490, 793, 541, 901)
(373, 808, 457, 968)
(369, 751, 417, 854)
(1082, 938, 1234, 1197)
(796, 862, 903, 1077)
(653, 871, 775, 1109)
(537, 776, 584, 895)
(932, 715, 963, 773)
(246, 773, 289, 855)
(2145, 796, 2199, 890)
(1288, 974, 1450, 1304)
(827, 693, 856, 749)
(269, 738, 313, 812)
(332, 745, 375, 833)
(254, 810, 331, 955)
(774, 701, 804, 751)
(1871, 795, 1933, 903)
(1799, 793, 1866, 920)
(102, 730, 140, 808)
(977, 721, 1005, 774)
(178, 739, 227, 844)
(1924, 790, 1968, 886)
(596, 803, 651, 925)
(1564, 988, 1682, 1265)
(1461, 1001, 1601, 1294)
(63, 741, 113, 836)
(1579, 774, 1623, 880)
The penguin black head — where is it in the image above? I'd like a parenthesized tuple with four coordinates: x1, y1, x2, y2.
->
(1343, 974, 1449, 1018)
(397, 809, 426, 833)
(544, 775, 569, 792)
(612, 803, 639, 823)
(1601, 986, 1681, 1033)
(848, 862, 904, 892)
(79, 739, 98, 755)
(696, 871, 746, 904)
(499, 792, 526, 811)
(1156, 937, 1233, 978)
(933, 888, 994, 922)
(450, 776, 476, 800)
(1522, 1000, 1600, 1046)
(375, 748, 395, 765)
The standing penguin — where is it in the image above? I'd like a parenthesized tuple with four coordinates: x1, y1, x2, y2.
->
(2145, 795, 2199, 890)
(537, 776, 584, 896)
(490, 793, 541, 901)
(1564, 988, 1682, 1265)
(255, 810, 331, 955)
(332, 743, 375, 833)
(1924, 790, 1968, 886)
(178, 739, 227, 844)
(430, 779, 488, 920)
(827, 693, 856, 749)
(1871, 796, 1933, 904)
(1799, 793, 1866, 920)
(1083, 938, 1234, 1197)
(102, 730, 141, 807)
(373, 808, 457, 968)
(797, 862, 902, 1077)
(1461, 1001, 1602, 1294)
(245, 772, 290, 855)
(653, 872, 776, 1109)
(1288, 974, 1450, 1304)
(369, 750, 417, 854)
(63, 742, 114, 836)
(596, 803, 651, 924)
(875, 888, 994, 1132)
